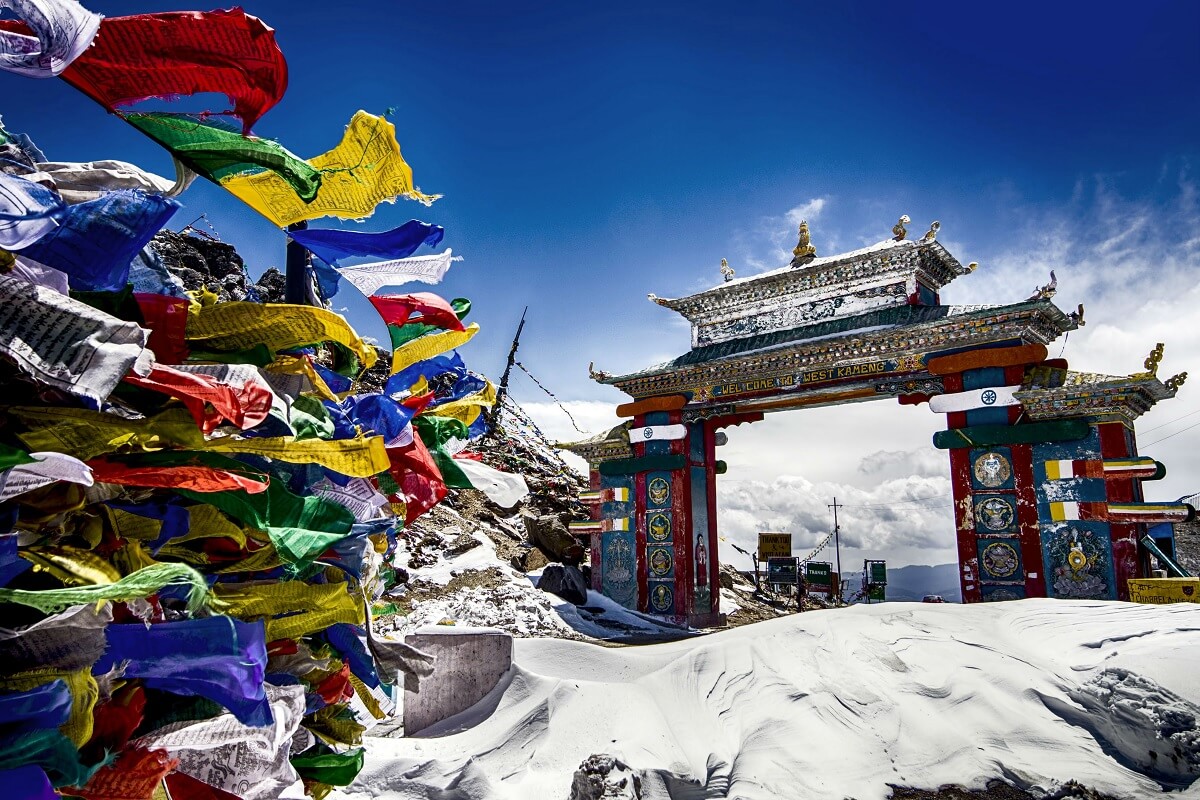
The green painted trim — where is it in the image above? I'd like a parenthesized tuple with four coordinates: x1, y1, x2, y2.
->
(932, 419, 1090, 449)
(1152, 461, 1168, 481)
(714, 460, 728, 475)
(598, 454, 687, 476)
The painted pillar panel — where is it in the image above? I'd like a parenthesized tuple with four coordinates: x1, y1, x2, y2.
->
(599, 472, 635, 604)
(1098, 421, 1139, 598)
(949, 445, 981, 603)
(634, 470, 648, 612)
(704, 420, 721, 617)
(589, 467, 602, 590)
(1010, 443, 1046, 598)
(1032, 428, 1117, 600)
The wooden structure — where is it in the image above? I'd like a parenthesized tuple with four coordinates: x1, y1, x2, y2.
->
(561, 219, 1191, 624)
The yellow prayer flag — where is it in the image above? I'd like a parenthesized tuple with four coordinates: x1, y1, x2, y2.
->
(207, 434, 389, 478)
(13, 407, 204, 461)
(427, 380, 497, 427)
(265, 355, 341, 402)
(220, 111, 440, 227)
(187, 301, 376, 372)
(391, 323, 480, 373)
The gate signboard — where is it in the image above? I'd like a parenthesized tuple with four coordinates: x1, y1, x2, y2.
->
(767, 557, 799, 586)
(806, 561, 832, 592)
(866, 560, 887, 585)
(758, 532, 792, 560)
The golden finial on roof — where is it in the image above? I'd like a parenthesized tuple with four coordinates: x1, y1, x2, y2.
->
(967, 261, 979, 272)
(1139, 342, 1165, 377)
(1069, 303, 1085, 327)
(1166, 372, 1188, 392)
(1027, 270, 1057, 301)
(791, 220, 816, 263)
(921, 220, 941, 242)
(720, 258, 735, 282)
(588, 361, 611, 380)
(646, 292, 668, 306)
(892, 215, 911, 241)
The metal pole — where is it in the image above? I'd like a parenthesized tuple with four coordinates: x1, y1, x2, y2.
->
(285, 221, 310, 305)
(829, 497, 843, 603)
(489, 306, 527, 430)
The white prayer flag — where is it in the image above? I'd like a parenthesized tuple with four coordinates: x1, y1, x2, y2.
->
(0, 0, 101, 79)
(334, 248, 458, 295)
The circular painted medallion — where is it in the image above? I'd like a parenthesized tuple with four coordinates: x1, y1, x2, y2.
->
(981, 389, 998, 405)
(649, 547, 672, 576)
(648, 513, 672, 541)
(973, 451, 1012, 488)
(648, 477, 670, 506)
(651, 583, 673, 612)
(981, 542, 1019, 578)
(976, 497, 1014, 531)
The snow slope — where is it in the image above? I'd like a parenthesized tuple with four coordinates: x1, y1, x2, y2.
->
(338, 600, 1200, 800)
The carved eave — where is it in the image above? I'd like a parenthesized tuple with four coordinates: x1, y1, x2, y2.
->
(1015, 372, 1179, 425)
(597, 298, 1077, 400)
(556, 423, 633, 465)
(651, 238, 969, 326)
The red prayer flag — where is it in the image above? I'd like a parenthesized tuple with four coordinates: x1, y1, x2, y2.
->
(386, 435, 447, 525)
(86, 459, 269, 494)
(69, 747, 178, 800)
(134, 294, 191, 364)
(59, 9, 287, 133)
(369, 293, 466, 332)
(124, 363, 273, 434)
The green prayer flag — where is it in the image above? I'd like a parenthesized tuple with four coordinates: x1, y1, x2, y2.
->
(0, 443, 36, 471)
(122, 112, 321, 202)
(291, 747, 365, 786)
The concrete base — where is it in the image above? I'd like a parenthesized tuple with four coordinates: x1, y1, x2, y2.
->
(402, 627, 513, 736)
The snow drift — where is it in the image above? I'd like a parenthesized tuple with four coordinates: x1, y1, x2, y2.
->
(336, 599, 1200, 800)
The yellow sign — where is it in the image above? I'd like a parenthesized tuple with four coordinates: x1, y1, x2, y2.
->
(758, 532, 792, 560)
(1127, 578, 1200, 604)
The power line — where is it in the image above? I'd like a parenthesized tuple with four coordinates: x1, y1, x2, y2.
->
(1138, 406, 1200, 435)
(1142, 418, 1200, 448)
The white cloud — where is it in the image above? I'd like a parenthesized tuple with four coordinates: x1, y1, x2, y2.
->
(736, 195, 834, 273)
(785, 197, 828, 226)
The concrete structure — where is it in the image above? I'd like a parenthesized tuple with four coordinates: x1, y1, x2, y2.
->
(403, 627, 513, 736)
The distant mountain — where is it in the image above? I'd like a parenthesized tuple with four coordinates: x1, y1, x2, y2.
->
(843, 563, 962, 603)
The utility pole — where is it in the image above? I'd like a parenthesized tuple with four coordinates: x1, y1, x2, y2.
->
(285, 221, 310, 305)
(489, 306, 527, 431)
(828, 497, 843, 604)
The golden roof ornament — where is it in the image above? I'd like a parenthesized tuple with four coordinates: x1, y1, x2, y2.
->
(646, 292, 668, 306)
(1166, 372, 1188, 392)
(720, 257, 735, 282)
(967, 262, 979, 272)
(1027, 270, 1057, 301)
(791, 220, 816, 264)
(1137, 342, 1165, 378)
(588, 361, 611, 380)
(921, 220, 941, 242)
(1069, 303, 1085, 326)
(892, 215, 911, 241)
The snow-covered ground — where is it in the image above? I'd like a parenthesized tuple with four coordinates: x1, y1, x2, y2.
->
(338, 599, 1200, 800)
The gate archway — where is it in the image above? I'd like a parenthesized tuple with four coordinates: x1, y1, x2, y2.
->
(561, 218, 1191, 626)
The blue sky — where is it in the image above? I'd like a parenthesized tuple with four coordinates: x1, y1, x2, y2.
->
(4, 0, 1199, 567)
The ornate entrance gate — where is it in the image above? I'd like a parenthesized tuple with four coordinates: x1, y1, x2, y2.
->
(561, 219, 1191, 626)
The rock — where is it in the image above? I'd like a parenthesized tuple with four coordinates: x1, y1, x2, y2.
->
(719, 565, 736, 590)
(537, 563, 589, 605)
(445, 533, 482, 557)
(569, 754, 641, 800)
(526, 514, 584, 565)
(510, 547, 550, 573)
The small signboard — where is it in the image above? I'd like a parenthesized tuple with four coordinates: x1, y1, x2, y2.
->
(866, 560, 887, 586)
(758, 532, 792, 560)
(767, 557, 799, 586)
(806, 561, 832, 592)
(1127, 578, 1199, 604)
(867, 584, 885, 602)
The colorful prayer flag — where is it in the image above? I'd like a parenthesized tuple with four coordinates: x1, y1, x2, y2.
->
(220, 111, 439, 227)
(0, 0, 100, 79)
(60, 9, 287, 132)
(289, 220, 444, 266)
